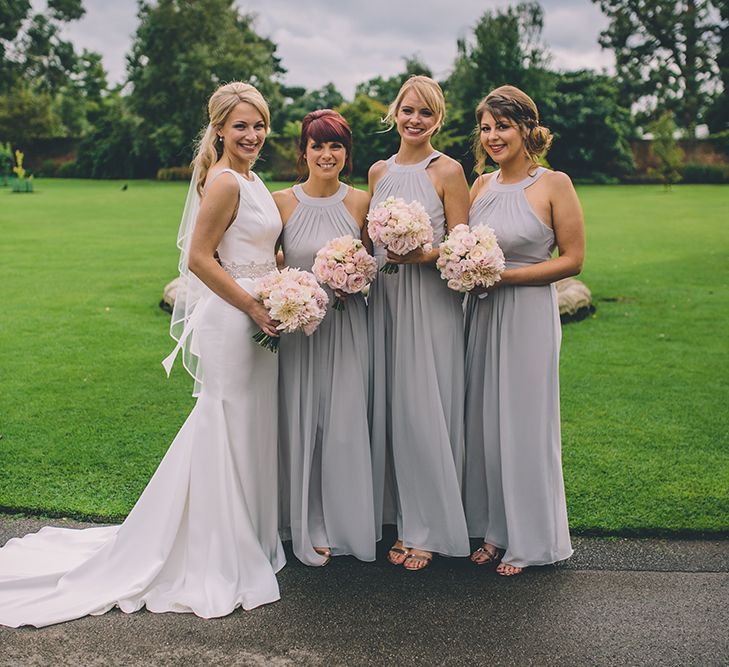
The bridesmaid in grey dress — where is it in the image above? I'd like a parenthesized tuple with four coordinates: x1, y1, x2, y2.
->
(368, 76, 471, 570)
(464, 85, 585, 575)
(273, 110, 376, 567)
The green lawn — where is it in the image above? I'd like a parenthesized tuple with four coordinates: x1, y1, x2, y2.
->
(1, 179, 727, 534)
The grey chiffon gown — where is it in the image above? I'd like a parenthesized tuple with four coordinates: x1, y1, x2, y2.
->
(463, 167, 573, 568)
(368, 151, 470, 557)
(278, 182, 376, 566)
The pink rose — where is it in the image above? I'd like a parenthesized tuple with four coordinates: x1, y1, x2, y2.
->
(346, 273, 368, 293)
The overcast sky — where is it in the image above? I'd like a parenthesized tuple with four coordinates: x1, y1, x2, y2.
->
(36, 0, 613, 98)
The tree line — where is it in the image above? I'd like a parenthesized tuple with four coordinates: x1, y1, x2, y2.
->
(0, 0, 726, 181)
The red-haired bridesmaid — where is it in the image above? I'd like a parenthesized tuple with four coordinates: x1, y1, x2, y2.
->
(274, 110, 376, 566)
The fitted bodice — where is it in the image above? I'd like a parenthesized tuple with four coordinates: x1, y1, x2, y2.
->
(282, 182, 361, 271)
(469, 167, 555, 268)
(210, 169, 282, 279)
(370, 151, 446, 256)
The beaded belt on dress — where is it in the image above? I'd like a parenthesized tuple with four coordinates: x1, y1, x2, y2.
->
(220, 259, 276, 280)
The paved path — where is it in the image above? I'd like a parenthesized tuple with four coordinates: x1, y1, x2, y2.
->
(1, 515, 727, 666)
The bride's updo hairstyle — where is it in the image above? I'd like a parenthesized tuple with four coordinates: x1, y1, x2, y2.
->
(297, 109, 353, 179)
(383, 75, 446, 136)
(193, 81, 270, 196)
(473, 85, 553, 174)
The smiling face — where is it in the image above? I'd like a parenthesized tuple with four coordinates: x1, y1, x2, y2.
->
(395, 92, 437, 145)
(217, 101, 267, 167)
(304, 138, 346, 180)
(479, 110, 526, 166)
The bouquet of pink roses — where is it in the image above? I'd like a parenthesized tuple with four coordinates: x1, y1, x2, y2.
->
(253, 267, 329, 352)
(436, 223, 506, 292)
(366, 196, 433, 274)
(312, 235, 378, 311)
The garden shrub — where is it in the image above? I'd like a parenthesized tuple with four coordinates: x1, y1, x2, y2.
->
(156, 166, 193, 181)
(681, 163, 729, 183)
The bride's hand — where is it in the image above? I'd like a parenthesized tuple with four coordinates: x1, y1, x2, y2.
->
(247, 301, 279, 337)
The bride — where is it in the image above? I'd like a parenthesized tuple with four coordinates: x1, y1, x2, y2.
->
(0, 82, 286, 628)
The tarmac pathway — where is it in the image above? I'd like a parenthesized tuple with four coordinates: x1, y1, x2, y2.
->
(1, 515, 727, 666)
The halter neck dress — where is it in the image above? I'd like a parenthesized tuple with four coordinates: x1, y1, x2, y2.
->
(463, 167, 573, 567)
(278, 182, 376, 566)
(368, 151, 469, 557)
(0, 168, 286, 627)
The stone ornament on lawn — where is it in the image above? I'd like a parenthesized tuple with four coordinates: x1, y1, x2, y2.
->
(556, 277, 595, 323)
(160, 276, 187, 314)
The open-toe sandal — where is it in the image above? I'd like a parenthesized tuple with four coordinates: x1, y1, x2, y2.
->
(470, 543, 503, 566)
(313, 547, 332, 566)
(387, 541, 410, 566)
(402, 549, 432, 572)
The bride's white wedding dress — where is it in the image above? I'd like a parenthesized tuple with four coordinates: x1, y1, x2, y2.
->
(0, 168, 285, 628)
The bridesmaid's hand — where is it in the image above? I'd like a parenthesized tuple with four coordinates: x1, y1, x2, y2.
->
(386, 247, 427, 265)
(470, 272, 508, 297)
(333, 289, 349, 301)
(247, 301, 280, 338)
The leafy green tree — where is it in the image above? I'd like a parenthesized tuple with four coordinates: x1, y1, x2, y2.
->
(45, 49, 109, 139)
(541, 70, 635, 180)
(337, 95, 400, 179)
(706, 2, 729, 132)
(444, 2, 553, 173)
(0, 0, 106, 142)
(74, 93, 150, 178)
(0, 140, 14, 184)
(0, 0, 31, 42)
(77, 50, 108, 106)
(274, 82, 345, 131)
(355, 56, 433, 106)
(127, 0, 285, 170)
(648, 112, 684, 189)
(447, 2, 551, 105)
(5, 0, 85, 94)
(0, 80, 63, 146)
(0, 0, 31, 88)
(18, 14, 77, 95)
(593, 0, 724, 134)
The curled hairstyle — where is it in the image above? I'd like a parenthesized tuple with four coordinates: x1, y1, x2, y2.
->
(473, 85, 553, 174)
(297, 109, 353, 180)
(383, 75, 446, 136)
(192, 81, 270, 196)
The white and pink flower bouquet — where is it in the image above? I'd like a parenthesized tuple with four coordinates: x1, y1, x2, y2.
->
(366, 196, 433, 274)
(253, 267, 329, 352)
(312, 235, 378, 311)
(436, 223, 506, 292)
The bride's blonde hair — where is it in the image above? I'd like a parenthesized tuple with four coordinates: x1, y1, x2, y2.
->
(192, 82, 270, 196)
(383, 75, 446, 137)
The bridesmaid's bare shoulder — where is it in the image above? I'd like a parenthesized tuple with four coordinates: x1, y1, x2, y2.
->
(368, 160, 388, 193)
(344, 185, 371, 229)
(540, 169, 575, 192)
(469, 172, 494, 203)
(431, 152, 465, 178)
